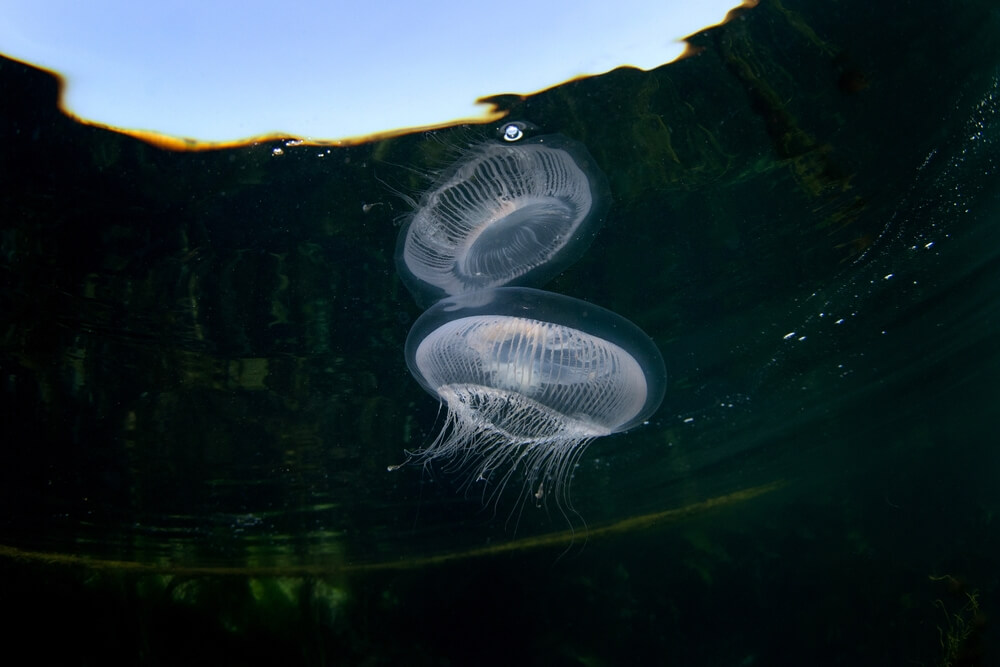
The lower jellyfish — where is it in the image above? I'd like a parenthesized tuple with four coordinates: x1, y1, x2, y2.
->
(398, 287, 666, 506)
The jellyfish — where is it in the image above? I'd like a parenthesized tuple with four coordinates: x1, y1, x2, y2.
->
(400, 287, 665, 505)
(395, 131, 610, 307)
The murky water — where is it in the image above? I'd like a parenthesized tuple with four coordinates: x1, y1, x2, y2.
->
(1, 1, 998, 664)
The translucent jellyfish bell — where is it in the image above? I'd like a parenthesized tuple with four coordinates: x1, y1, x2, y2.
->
(395, 133, 610, 307)
(402, 287, 665, 504)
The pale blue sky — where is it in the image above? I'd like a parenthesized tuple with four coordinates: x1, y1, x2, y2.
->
(0, 0, 746, 143)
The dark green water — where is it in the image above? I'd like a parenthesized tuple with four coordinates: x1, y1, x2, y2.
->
(2, 1, 998, 664)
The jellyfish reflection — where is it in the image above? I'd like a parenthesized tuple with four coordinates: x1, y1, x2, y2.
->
(401, 287, 665, 504)
(395, 133, 609, 307)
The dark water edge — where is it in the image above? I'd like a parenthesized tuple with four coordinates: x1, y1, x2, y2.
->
(2, 0, 1000, 664)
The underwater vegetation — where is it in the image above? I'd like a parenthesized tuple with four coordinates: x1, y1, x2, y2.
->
(931, 574, 986, 667)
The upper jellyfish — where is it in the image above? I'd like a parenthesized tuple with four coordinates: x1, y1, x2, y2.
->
(395, 133, 610, 307)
